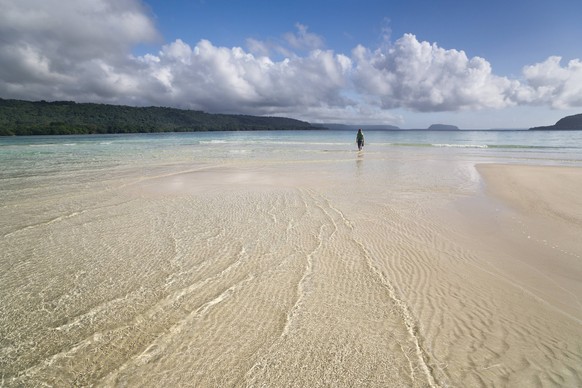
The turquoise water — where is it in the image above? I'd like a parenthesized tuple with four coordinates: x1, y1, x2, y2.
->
(1, 130, 581, 179)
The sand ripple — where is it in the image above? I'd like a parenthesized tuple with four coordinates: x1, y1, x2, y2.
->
(1, 159, 581, 387)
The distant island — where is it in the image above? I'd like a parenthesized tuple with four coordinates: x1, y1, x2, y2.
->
(530, 113, 582, 130)
(427, 124, 459, 131)
(0, 98, 317, 136)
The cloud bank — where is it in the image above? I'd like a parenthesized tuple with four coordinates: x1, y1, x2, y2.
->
(0, 0, 580, 124)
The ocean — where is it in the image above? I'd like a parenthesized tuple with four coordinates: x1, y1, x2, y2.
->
(1, 129, 581, 180)
(1, 129, 581, 387)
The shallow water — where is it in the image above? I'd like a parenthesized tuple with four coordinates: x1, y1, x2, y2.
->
(1, 131, 582, 386)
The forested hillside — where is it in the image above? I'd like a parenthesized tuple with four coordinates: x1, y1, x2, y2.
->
(529, 113, 582, 130)
(0, 99, 317, 135)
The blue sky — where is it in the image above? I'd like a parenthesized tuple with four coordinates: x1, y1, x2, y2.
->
(1, 0, 581, 128)
(143, 0, 580, 76)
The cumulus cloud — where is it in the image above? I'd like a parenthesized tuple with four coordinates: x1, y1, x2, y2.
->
(0, 0, 158, 59)
(0, 0, 159, 101)
(518, 56, 582, 109)
(352, 34, 521, 112)
(137, 39, 353, 116)
(0, 0, 580, 125)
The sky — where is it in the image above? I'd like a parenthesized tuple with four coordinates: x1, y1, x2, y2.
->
(0, 0, 581, 129)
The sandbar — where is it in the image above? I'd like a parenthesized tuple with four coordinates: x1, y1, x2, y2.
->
(3, 157, 582, 387)
(474, 163, 582, 321)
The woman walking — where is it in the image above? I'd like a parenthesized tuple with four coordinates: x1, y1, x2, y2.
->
(356, 128, 365, 151)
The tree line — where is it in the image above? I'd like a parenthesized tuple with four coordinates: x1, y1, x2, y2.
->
(0, 98, 317, 136)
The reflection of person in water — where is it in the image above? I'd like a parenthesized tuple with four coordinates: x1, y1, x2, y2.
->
(356, 128, 365, 151)
(356, 152, 364, 175)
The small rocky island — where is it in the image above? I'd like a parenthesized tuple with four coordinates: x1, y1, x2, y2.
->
(427, 124, 459, 131)
(530, 113, 582, 130)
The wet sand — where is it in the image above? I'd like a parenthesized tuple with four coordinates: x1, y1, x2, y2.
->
(477, 163, 582, 253)
(2, 158, 582, 387)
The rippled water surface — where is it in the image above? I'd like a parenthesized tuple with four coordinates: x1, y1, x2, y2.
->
(1, 130, 581, 387)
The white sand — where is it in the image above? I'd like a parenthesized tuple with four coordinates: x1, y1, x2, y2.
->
(477, 163, 582, 247)
(2, 159, 582, 387)
(475, 164, 582, 317)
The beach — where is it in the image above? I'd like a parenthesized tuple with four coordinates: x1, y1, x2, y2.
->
(1, 132, 581, 387)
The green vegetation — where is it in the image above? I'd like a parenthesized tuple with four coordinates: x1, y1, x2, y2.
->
(0, 98, 317, 136)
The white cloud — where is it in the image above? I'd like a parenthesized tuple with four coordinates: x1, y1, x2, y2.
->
(352, 34, 520, 112)
(0, 0, 580, 126)
(0, 0, 158, 61)
(246, 38, 271, 57)
(246, 23, 325, 58)
(137, 39, 353, 115)
(284, 23, 325, 51)
(0, 0, 159, 101)
(519, 56, 582, 109)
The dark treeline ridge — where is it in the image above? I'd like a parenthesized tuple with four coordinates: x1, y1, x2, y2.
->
(529, 113, 582, 130)
(0, 98, 317, 136)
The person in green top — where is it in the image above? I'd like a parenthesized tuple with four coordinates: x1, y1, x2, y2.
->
(356, 128, 365, 151)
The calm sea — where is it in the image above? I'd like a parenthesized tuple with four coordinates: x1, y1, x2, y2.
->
(1, 130, 581, 180)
